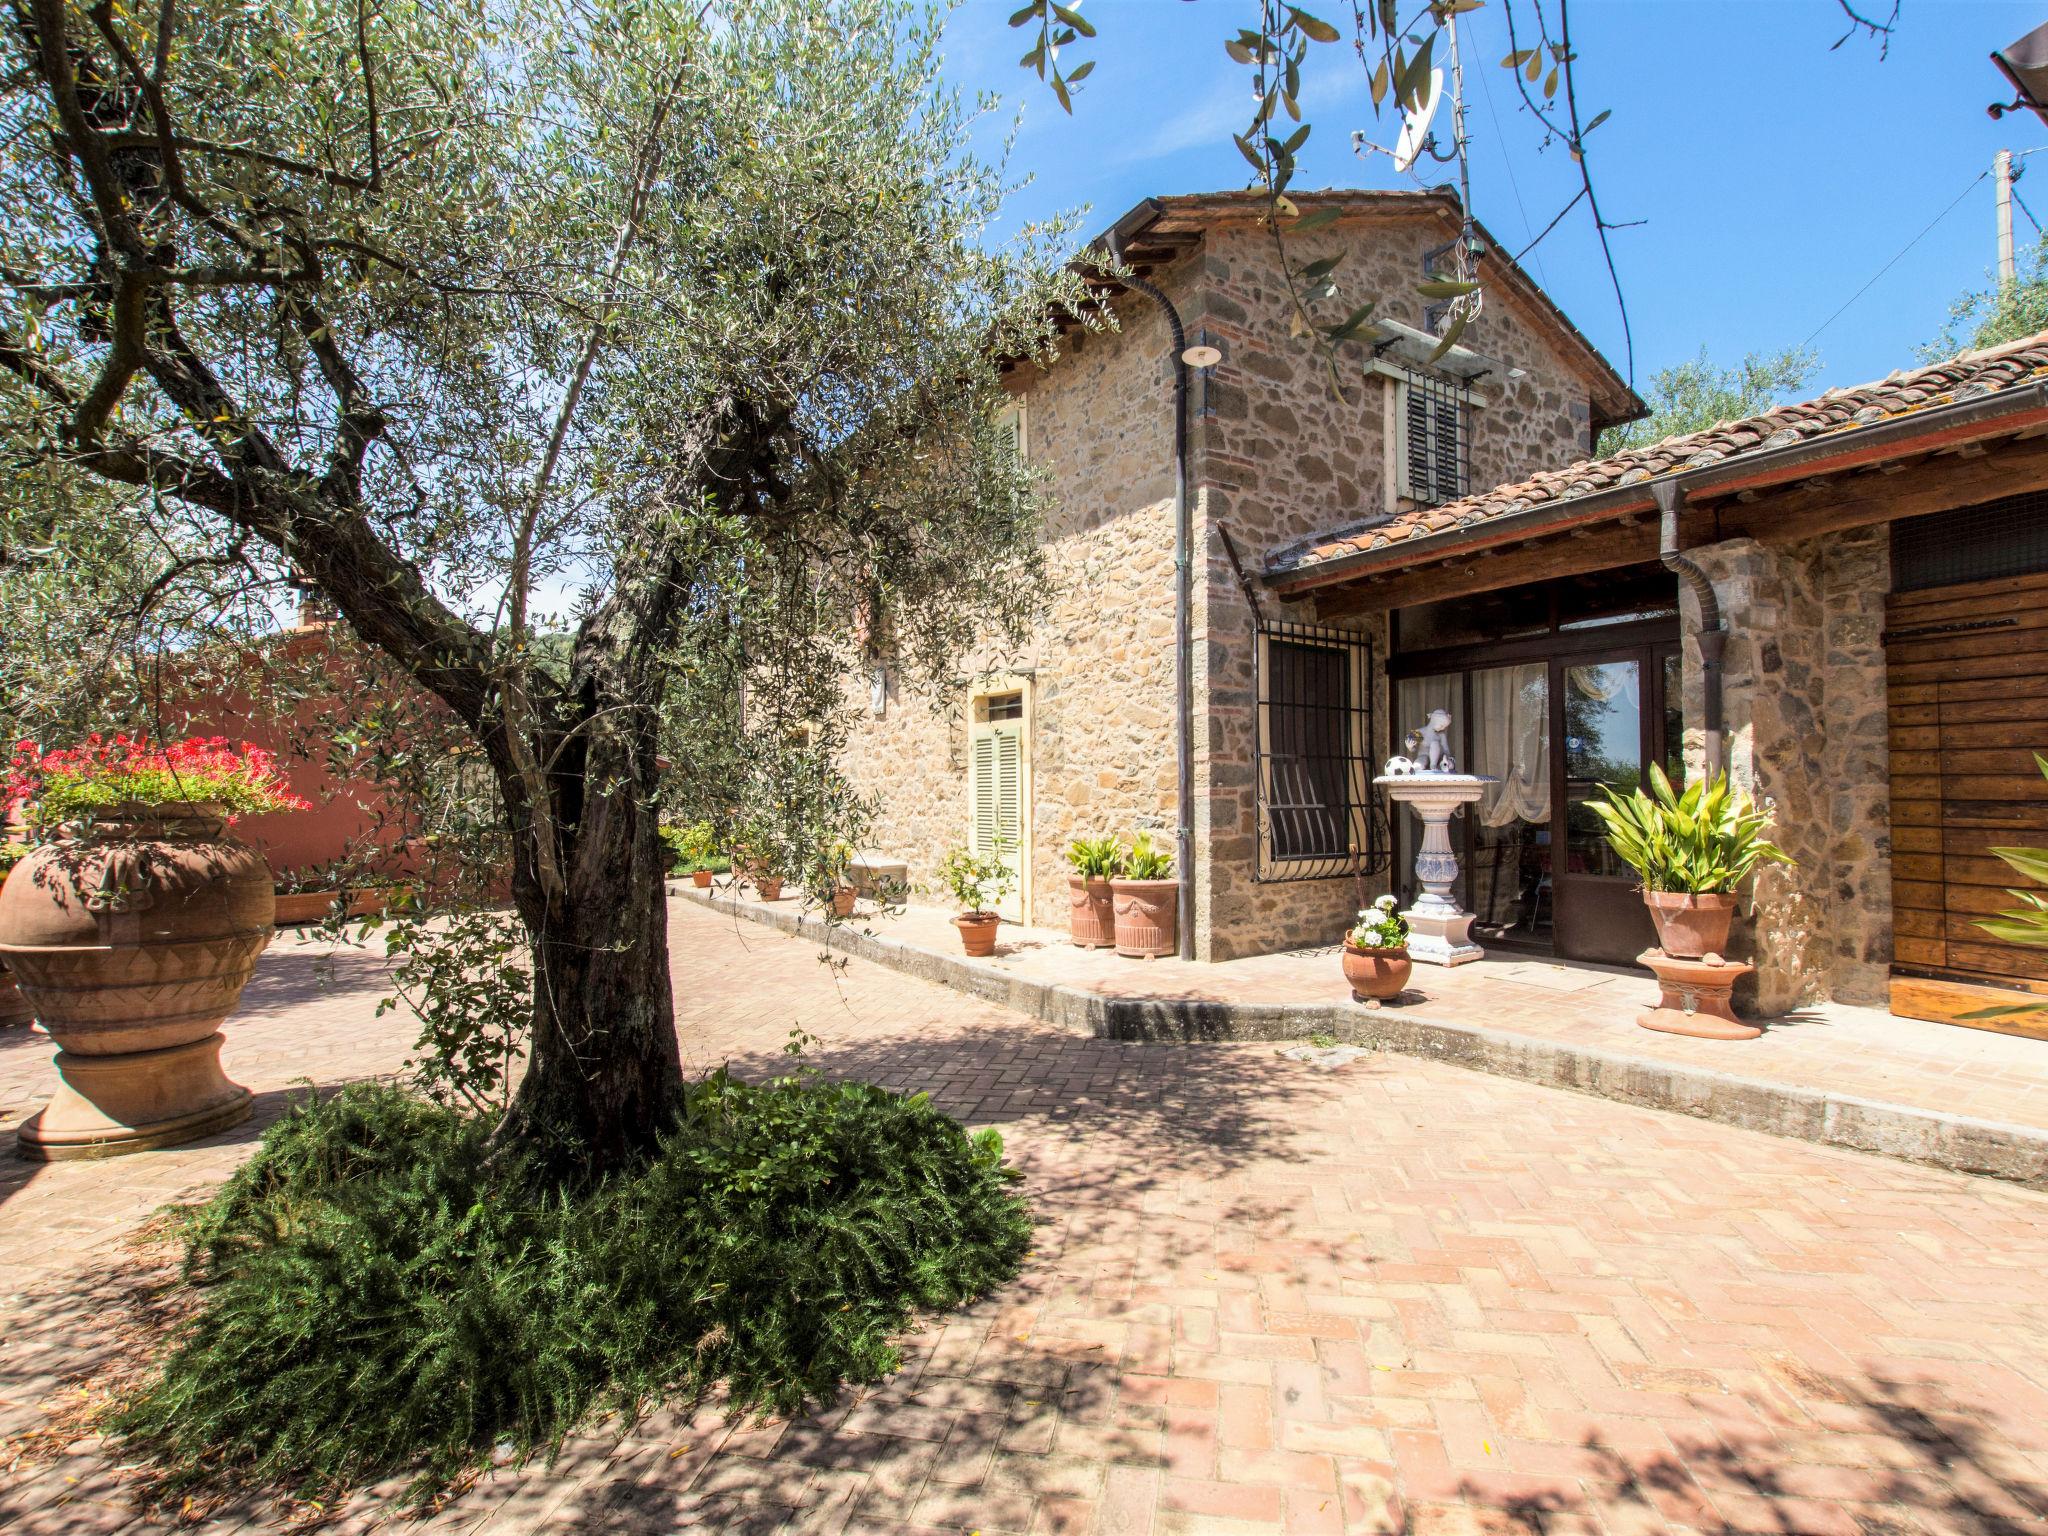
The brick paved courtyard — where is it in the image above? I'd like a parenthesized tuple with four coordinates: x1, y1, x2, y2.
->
(2, 898, 2047, 1534)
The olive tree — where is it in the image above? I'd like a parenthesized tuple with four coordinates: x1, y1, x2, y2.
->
(0, 0, 1083, 1172)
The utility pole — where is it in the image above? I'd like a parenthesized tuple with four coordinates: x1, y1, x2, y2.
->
(1997, 147, 2017, 288)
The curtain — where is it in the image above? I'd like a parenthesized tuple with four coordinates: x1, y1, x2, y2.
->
(1571, 662, 1639, 709)
(1472, 664, 1550, 827)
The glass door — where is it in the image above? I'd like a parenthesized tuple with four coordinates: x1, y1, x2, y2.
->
(1552, 655, 1657, 963)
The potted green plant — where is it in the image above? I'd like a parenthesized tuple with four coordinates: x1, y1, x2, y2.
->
(815, 838, 858, 917)
(1585, 765, 1792, 960)
(1066, 835, 1124, 949)
(1342, 894, 1411, 1002)
(668, 821, 719, 888)
(1110, 831, 1177, 958)
(937, 843, 1015, 957)
(0, 735, 308, 1157)
(728, 818, 784, 900)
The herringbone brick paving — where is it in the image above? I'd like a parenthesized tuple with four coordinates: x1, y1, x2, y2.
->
(1, 897, 2045, 1535)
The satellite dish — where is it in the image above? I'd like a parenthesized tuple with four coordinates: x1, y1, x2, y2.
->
(1392, 67, 1444, 173)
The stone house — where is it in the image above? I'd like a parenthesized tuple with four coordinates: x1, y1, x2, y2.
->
(839, 187, 2048, 1036)
(839, 190, 1639, 960)
(1266, 331, 2048, 1032)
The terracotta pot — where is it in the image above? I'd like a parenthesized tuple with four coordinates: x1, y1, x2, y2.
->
(273, 889, 341, 925)
(955, 912, 1001, 957)
(755, 876, 784, 901)
(0, 869, 30, 1028)
(831, 886, 856, 918)
(691, 869, 714, 889)
(1342, 942, 1412, 1002)
(0, 803, 269, 1159)
(1068, 876, 1115, 948)
(1643, 890, 1738, 961)
(1637, 948, 1759, 1040)
(1111, 877, 1178, 958)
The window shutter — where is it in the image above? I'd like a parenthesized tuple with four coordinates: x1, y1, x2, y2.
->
(1399, 376, 1468, 506)
(1403, 384, 1434, 503)
(969, 697, 1027, 922)
(971, 734, 998, 855)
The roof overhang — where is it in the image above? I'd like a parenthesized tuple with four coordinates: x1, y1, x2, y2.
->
(1009, 191, 1644, 428)
(1267, 377, 2048, 598)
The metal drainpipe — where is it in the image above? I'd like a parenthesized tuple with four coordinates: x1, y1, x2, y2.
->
(1108, 241, 1196, 959)
(1652, 480, 1726, 775)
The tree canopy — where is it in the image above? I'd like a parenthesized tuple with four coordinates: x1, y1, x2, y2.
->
(1924, 234, 2048, 361)
(1596, 347, 1819, 458)
(1, 0, 1087, 1168)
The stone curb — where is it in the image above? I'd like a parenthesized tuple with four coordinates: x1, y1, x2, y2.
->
(674, 886, 2048, 1191)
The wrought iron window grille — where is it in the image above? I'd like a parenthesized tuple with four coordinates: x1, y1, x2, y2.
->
(1252, 615, 1391, 884)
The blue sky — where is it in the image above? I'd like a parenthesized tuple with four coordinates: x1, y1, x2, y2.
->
(938, 0, 2048, 398)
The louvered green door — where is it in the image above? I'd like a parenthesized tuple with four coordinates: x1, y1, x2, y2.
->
(970, 698, 1026, 922)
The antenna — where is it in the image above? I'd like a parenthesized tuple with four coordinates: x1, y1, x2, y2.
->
(1391, 67, 1443, 173)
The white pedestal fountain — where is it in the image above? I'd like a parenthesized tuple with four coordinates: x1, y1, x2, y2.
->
(1375, 710, 1495, 967)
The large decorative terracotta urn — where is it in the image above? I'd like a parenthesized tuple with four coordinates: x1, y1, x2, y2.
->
(0, 870, 30, 1028)
(1110, 877, 1178, 958)
(0, 803, 272, 1159)
(1067, 876, 1115, 949)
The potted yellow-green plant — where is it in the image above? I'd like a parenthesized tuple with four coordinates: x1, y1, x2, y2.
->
(937, 843, 1014, 957)
(814, 838, 857, 917)
(1585, 766, 1793, 1038)
(1585, 766, 1791, 961)
(670, 821, 718, 888)
(1065, 835, 1123, 949)
(1109, 831, 1177, 958)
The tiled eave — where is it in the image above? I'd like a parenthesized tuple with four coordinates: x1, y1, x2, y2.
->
(1265, 334, 2048, 596)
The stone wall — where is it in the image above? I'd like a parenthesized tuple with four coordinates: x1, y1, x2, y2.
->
(1682, 528, 1892, 1012)
(1188, 217, 1601, 958)
(836, 255, 1192, 930)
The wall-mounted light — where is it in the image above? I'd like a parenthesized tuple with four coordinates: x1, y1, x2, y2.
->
(1184, 330, 1223, 419)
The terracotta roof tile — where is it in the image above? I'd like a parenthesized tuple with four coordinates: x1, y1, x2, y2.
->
(1266, 331, 2048, 582)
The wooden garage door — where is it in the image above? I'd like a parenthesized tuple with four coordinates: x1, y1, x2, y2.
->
(1887, 568, 2048, 1035)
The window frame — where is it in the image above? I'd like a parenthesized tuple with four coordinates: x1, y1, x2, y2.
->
(1377, 363, 1485, 512)
(1252, 621, 1388, 883)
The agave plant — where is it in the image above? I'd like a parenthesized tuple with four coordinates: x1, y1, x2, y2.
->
(1583, 765, 1791, 895)
(1963, 754, 2048, 1023)
(1979, 756, 2048, 949)
(1066, 835, 1125, 880)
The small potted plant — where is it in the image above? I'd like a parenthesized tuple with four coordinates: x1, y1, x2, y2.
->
(816, 838, 857, 917)
(670, 821, 718, 888)
(1110, 831, 1177, 958)
(1585, 766, 1791, 960)
(729, 818, 784, 900)
(1343, 894, 1411, 1002)
(1066, 835, 1123, 949)
(937, 843, 1014, 957)
(0, 734, 309, 1156)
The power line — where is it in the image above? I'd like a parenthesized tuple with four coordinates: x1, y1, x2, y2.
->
(1802, 170, 1988, 348)
(1471, 12, 1547, 286)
